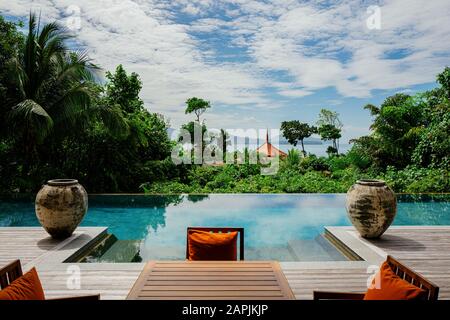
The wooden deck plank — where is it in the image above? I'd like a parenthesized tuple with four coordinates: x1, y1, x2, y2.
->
(2, 226, 450, 300)
(0, 227, 141, 300)
(321, 226, 450, 300)
(127, 261, 295, 300)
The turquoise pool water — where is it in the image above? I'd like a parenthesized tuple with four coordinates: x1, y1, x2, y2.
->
(1, 194, 449, 262)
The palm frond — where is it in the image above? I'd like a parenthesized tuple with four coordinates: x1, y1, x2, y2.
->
(23, 13, 38, 97)
(56, 51, 99, 84)
(8, 56, 28, 99)
(50, 83, 92, 123)
(97, 104, 130, 137)
(10, 99, 54, 142)
(37, 21, 69, 45)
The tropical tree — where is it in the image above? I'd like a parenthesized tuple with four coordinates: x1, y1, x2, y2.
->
(0, 16, 24, 136)
(316, 109, 342, 155)
(104, 64, 143, 114)
(412, 68, 450, 169)
(351, 92, 427, 169)
(318, 124, 341, 155)
(51, 65, 171, 192)
(280, 120, 316, 156)
(180, 121, 208, 146)
(317, 109, 343, 129)
(218, 128, 230, 157)
(436, 66, 450, 99)
(179, 121, 208, 163)
(185, 97, 211, 122)
(7, 13, 99, 166)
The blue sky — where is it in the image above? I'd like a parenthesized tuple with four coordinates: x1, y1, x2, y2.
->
(1, 0, 449, 142)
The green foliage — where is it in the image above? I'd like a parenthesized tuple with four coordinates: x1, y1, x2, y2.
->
(318, 124, 341, 155)
(185, 97, 211, 122)
(4, 13, 100, 171)
(316, 109, 342, 155)
(1, 13, 449, 195)
(344, 146, 372, 170)
(412, 99, 450, 169)
(436, 66, 450, 98)
(354, 69, 450, 172)
(180, 121, 207, 144)
(280, 120, 316, 155)
(0, 14, 172, 193)
(283, 149, 301, 170)
(299, 155, 330, 172)
(381, 166, 450, 193)
(300, 155, 330, 171)
(104, 65, 143, 114)
(317, 109, 343, 129)
(0, 16, 24, 136)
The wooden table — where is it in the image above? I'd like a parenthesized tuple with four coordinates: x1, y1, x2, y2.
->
(127, 261, 295, 300)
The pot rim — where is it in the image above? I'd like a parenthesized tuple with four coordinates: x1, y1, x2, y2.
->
(47, 179, 79, 186)
(356, 179, 386, 186)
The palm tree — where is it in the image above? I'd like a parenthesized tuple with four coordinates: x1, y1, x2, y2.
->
(8, 13, 127, 168)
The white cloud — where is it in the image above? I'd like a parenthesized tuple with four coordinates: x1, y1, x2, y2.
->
(1, 0, 449, 137)
(277, 89, 313, 98)
(0, 0, 273, 129)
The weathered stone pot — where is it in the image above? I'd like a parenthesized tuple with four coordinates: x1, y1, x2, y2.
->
(35, 179, 88, 239)
(346, 179, 397, 238)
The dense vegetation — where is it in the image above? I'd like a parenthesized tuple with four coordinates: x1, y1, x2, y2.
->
(0, 14, 174, 192)
(1, 14, 449, 194)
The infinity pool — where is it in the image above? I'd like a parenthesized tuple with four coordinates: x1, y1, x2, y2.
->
(1, 194, 449, 262)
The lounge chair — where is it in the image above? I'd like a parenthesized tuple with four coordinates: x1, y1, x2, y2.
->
(0, 260, 100, 300)
(313, 255, 439, 300)
(186, 227, 245, 260)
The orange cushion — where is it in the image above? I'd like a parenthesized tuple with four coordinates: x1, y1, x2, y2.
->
(188, 230, 238, 261)
(364, 261, 426, 300)
(0, 267, 45, 300)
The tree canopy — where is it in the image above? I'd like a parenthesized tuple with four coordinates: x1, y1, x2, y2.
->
(316, 109, 342, 155)
(280, 120, 316, 155)
(185, 97, 211, 122)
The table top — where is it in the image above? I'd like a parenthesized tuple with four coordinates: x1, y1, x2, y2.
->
(126, 260, 295, 300)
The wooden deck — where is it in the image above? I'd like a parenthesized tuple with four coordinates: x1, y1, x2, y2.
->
(0, 227, 107, 269)
(0, 227, 144, 300)
(126, 261, 295, 300)
(326, 226, 450, 300)
(0, 226, 449, 300)
(280, 261, 371, 299)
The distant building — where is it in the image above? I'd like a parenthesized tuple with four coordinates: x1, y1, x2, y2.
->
(256, 130, 287, 158)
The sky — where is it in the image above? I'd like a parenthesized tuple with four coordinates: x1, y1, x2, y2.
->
(1, 0, 449, 143)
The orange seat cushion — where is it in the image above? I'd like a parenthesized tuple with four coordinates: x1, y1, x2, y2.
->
(364, 261, 426, 300)
(188, 230, 238, 261)
(0, 267, 45, 300)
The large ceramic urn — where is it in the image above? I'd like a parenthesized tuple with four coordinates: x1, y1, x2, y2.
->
(346, 179, 397, 238)
(35, 179, 88, 239)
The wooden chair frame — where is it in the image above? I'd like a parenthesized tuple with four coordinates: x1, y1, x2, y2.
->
(0, 260, 100, 300)
(186, 227, 245, 260)
(313, 255, 439, 300)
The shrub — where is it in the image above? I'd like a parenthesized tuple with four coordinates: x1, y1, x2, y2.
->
(300, 155, 330, 172)
(380, 166, 450, 193)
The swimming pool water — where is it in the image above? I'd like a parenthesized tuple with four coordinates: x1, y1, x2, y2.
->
(1, 194, 449, 262)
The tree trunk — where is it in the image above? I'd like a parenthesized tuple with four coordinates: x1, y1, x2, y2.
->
(301, 139, 306, 156)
